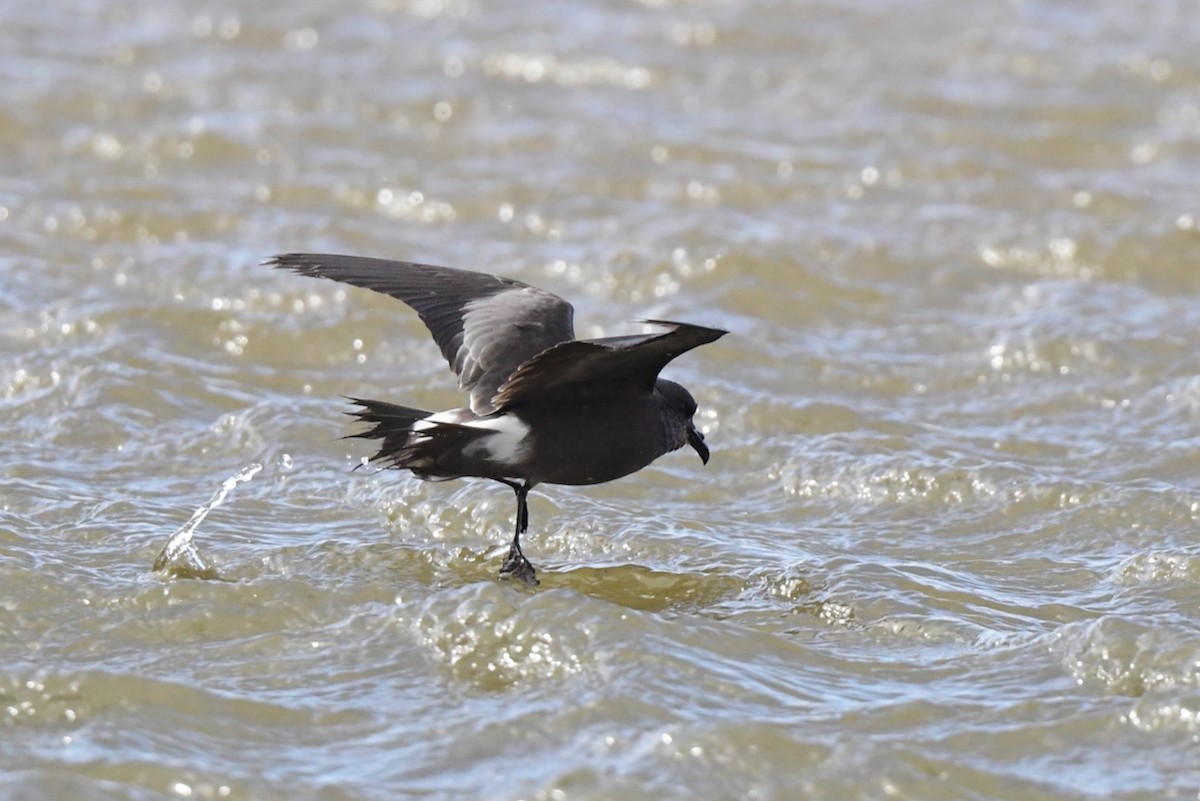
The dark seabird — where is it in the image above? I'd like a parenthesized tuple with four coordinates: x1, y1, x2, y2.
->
(267, 253, 726, 584)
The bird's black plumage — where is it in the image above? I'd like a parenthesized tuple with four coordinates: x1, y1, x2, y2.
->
(267, 252, 726, 583)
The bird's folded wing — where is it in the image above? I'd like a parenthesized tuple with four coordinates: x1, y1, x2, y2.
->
(267, 253, 576, 413)
(492, 320, 727, 409)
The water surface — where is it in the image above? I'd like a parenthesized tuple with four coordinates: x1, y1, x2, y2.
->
(3, 0, 1199, 799)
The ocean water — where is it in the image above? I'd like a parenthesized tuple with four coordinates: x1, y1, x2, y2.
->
(2, 0, 1199, 798)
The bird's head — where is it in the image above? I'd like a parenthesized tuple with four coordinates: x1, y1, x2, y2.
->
(655, 379, 709, 465)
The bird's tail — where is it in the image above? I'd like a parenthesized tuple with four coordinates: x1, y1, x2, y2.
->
(344, 397, 432, 470)
(344, 397, 490, 479)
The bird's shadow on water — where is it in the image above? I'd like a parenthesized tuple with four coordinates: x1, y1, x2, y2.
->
(440, 547, 748, 614)
(535, 563, 747, 613)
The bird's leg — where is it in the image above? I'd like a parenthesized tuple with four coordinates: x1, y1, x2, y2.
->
(498, 481, 537, 585)
(517, 486, 529, 534)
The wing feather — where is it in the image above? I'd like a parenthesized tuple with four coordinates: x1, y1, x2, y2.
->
(267, 253, 575, 413)
(492, 321, 727, 410)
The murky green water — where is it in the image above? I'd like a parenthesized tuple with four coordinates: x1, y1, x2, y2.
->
(3, 1, 1199, 799)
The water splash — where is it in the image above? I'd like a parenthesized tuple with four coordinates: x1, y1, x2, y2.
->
(152, 463, 263, 579)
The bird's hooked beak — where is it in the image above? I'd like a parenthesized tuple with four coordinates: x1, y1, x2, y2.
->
(686, 422, 710, 465)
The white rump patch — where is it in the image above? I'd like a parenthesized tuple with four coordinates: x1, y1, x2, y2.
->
(411, 409, 530, 466)
(463, 414, 530, 465)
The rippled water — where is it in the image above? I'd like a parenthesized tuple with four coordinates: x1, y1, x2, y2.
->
(3, 0, 1200, 798)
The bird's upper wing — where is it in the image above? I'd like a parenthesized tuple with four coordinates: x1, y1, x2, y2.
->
(491, 320, 727, 410)
(267, 253, 576, 413)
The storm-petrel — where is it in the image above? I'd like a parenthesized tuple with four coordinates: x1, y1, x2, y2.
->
(267, 253, 726, 584)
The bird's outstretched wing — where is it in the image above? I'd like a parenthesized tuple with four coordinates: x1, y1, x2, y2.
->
(267, 253, 576, 414)
(492, 320, 727, 410)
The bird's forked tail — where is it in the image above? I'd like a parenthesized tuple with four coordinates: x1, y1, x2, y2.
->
(344, 397, 492, 480)
(344, 397, 432, 470)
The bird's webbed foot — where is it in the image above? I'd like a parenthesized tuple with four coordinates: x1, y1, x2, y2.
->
(499, 544, 538, 586)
